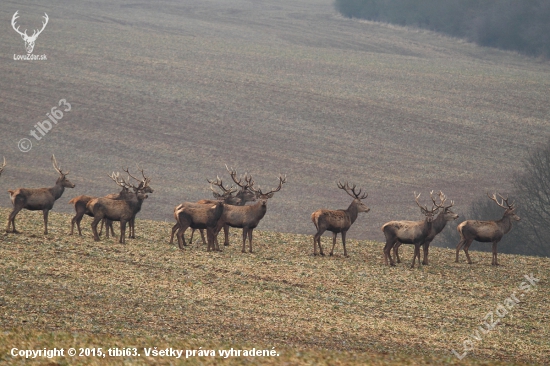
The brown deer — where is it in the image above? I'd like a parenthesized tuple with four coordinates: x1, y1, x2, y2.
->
(392, 191, 459, 265)
(382, 193, 441, 268)
(455, 193, 520, 265)
(68, 173, 136, 236)
(87, 173, 148, 244)
(174, 201, 225, 251)
(118, 166, 154, 238)
(311, 182, 370, 257)
(6, 155, 75, 234)
(0, 157, 6, 176)
(215, 174, 286, 253)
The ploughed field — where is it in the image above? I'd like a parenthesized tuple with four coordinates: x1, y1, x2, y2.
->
(0, 208, 548, 365)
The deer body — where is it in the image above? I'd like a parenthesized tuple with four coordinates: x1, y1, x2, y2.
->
(382, 192, 440, 268)
(456, 194, 520, 265)
(175, 202, 224, 251)
(6, 155, 74, 234)
(393, 194, 458, 265)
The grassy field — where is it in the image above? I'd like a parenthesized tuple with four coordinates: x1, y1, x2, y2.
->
(1, 0, 549, 242)
(0, 208, 548, 365)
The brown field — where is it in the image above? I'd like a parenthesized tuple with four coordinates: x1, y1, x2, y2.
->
(0, 209, 548, 365)
(1, 0, 549, 364)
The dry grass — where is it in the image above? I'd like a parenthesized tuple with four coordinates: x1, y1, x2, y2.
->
(0, 208, 548, 365)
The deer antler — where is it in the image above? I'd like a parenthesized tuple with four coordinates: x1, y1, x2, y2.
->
(51, 154, 69, 175)
(11, 11, 48, 40)
(415, 192, 439, 216)
(337, 181, 368, 200)
(225, 164, 254, 191)
(487, 192, 515, 209)
(429, 190, 453, 209)
(249, 174, 287, 196)
(207, 175, 237, 195)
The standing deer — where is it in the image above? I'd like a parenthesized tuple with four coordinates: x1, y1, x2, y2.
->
(174, 201, 225, 251)
(119, 166, 154, 238)
(392, 191, 459, 265)
(311, 182, 370, 257)
(215, 174, 286, 253)
(0, 157, 6, 177)
(87, 174, 148, 244)
(455, 193, 520, 265)
(382, 193, 441, 268)
(6, 155, 75, 234)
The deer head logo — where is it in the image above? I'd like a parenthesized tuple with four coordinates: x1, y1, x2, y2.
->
(11, 11, 49, 54)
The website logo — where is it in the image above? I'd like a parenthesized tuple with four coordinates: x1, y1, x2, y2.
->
(12, 11, 48, 61)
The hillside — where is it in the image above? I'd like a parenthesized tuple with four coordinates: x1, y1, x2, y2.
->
(1, 0, 549, 243)
(0, 208, 548, 365)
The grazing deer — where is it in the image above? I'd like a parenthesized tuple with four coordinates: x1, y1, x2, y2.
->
(6, 155, 75, 234)
(382, 193, 441, 268)
(455, 193, 520, 265)
(87, 173, 148, 244)
(215, 174, 286, 253)
(311, 182, 370, 257)
(175, 201, 225, 251)
(0, 157, 6, 176)
(392, 191, 459, 265)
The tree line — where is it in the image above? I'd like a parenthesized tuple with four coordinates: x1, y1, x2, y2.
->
(335, 0, 550, 58)
(436, 140, 550, 258)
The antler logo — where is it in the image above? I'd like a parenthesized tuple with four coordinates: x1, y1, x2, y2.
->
(11, 11, 49, 54)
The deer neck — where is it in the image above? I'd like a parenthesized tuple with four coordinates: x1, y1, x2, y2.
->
(431, 213, 448, 235)
(49, 182, 65, 200)
(252, 200, 268, 220)
(497, 214, 514, 234)
(346, 200, 360, 225)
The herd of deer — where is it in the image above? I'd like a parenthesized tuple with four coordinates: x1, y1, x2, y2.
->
(0, 155, 521, 267)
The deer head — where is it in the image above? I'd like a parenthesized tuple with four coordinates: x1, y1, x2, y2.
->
(52, 155, 75, 188)
(430, 190, 459, 221)
(414, 192, 439, 222)
(337, 181, 370, 213)
(226, 165, 256, 203)
(487, 192, 520, 221)
(12, 11, 48, 54)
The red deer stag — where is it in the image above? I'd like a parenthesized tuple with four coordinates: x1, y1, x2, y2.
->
(392, 191, 459, 265)
(118, 166, 154, 238)
(68, 173, 135, 236)
(215, 174, 286, 253)
(311, 182, 370, 257)
(382, 193, 441, 268)
(87, 173, 148, 244)
(6, 155, 75, 234)
(0, 157, 6, 176)
(174, 201, 225, 251)
(455, 193, 520, 265)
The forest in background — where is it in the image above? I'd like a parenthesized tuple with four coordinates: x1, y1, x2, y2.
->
(335, 0, 550, 57)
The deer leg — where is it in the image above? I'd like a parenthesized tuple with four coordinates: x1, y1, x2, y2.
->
(455, 239, 466, 262)
(393, 242, 401, 263)
(169, 223, 179, 244)
(223, 224, 230, 246)
(91, 217, 102, 241)
(330, 232, 338, 256)
(248, 229, 253, 253)
(463, 239, 474, 264)
(410, 245, 420, 268)
(422, 242, 429, 265)
(108, 220, 115, 237)
(42, 209, 49, 235)
(384, 239, 397, 266)
(492, 241, 499, 265)
(119, 220, 127, 244)
(241, 228, 248, 253)
(342, 231, 349, 257)
(199, 229, 207, 246)
(176, 226, 188, 250)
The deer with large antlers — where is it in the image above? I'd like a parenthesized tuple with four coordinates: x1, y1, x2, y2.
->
(11, 11, 49, 54)
(311, 182, 370, 257)
(455, 193, 520, 265)
(6, 155, 75, 234)
(87, 173, 148, 244)
(392, 191, 459, 265)
(174, 201, 225, 251)
(382, 193, 441, 268)
(214, 173, 286, 253)
(0, 158, 6, 177)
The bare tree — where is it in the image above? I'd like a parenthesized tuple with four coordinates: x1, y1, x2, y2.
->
(455, 193, 520, 265)
(6, 155, 75, 234)
(311, 182, 370, 257)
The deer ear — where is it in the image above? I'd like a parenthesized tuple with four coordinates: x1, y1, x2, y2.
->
(267, 193, 274, 199)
